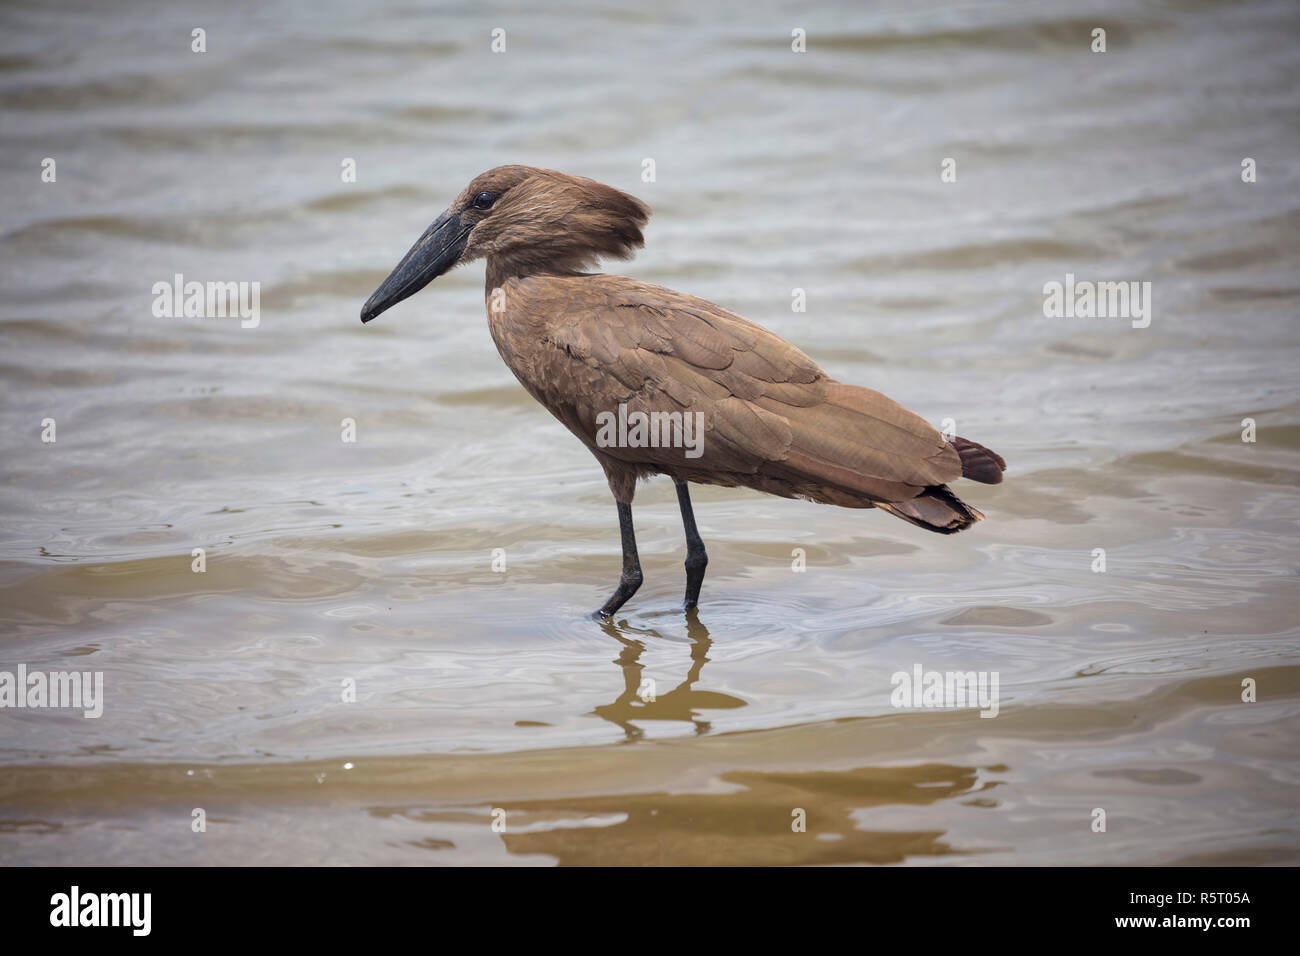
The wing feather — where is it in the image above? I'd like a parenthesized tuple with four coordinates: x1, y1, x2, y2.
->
(505, 275, 960, 503)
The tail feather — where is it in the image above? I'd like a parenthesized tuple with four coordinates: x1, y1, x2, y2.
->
(952, 436, 1006, 484)
(876, 484, 984, 535)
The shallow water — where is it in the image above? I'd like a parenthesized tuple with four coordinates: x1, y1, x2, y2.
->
(1, 0, 1298, 865)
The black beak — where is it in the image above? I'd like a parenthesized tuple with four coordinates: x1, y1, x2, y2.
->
(360, 209, 469, 323)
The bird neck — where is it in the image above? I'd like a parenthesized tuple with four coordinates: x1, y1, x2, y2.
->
(485, 255, 587, 291)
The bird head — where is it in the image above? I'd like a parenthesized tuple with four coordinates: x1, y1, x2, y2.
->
(361, 165, 649, 323)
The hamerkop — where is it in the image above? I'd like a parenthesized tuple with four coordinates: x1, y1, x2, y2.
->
(361, 166, 1005, 618)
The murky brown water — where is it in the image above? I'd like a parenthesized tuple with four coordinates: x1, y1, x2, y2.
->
(1, 0, 1298, 865)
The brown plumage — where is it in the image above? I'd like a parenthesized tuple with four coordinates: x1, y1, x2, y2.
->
(361, 165, 1006, 617)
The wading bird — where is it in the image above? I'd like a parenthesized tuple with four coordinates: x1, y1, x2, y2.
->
(361, 166, 1005, 618)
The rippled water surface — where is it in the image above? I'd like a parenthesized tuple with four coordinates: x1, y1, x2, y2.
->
(1, 0, 1298, 865)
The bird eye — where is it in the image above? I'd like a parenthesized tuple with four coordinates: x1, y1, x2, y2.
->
(472, 191, 497, 210)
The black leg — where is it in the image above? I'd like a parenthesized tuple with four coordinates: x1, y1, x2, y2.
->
(595, 500, 643, 619)
(675, 481, 708, 608)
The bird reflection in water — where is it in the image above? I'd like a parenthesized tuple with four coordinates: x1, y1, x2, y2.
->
(591, 609, 745, 741)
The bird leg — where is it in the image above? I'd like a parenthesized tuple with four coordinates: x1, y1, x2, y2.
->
(675, 481, 708, 608)
(595, 500, 643, 619)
